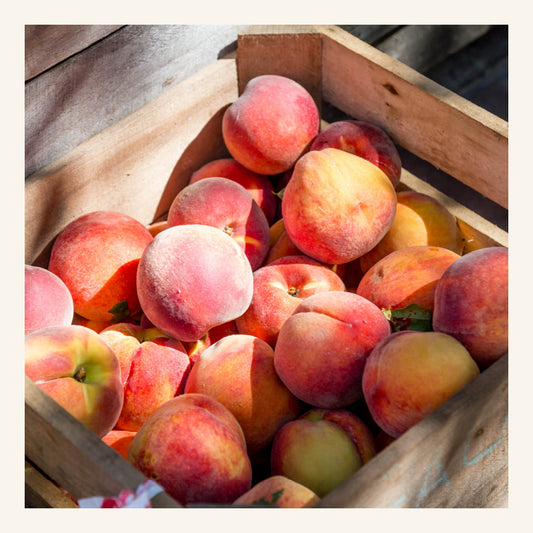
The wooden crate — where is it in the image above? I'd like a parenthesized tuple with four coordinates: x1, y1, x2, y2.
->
(25, 25, 508, 508)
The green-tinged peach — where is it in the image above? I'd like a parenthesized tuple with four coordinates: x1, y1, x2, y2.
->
(25, 325, 123, 437)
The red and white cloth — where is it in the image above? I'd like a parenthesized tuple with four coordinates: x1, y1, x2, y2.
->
(78, 480, 163, 508)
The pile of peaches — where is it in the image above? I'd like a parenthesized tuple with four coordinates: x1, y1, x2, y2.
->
(25, 74, 508, 508)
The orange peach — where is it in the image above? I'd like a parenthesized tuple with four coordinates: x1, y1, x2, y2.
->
(136, 224, 253, 343)
(48, 211, 153, 323)
(356, 245, 461, 313)
(146, 220, 168, 237)
(25, 264, 74, 334)
(362, 330, 480, 438)
(265, 229, 303, 264)
(433, 246, 508, 368)
(189, 157, 278, 223)
(127, 393, 252, 506)
(167, 177, 270, 270)
(183, 320, 239, 364)
(184, 334, 302, 458)
(222, 74, 320, 175)
(25, 325, 123, 437)
(102, 429, 137, 460)
(100, 323, 191, 431)
(359, 190, 464, 273)
(274, 291, 391, 408)
(281, 148, 397, 265)
(233, 475, 320, 508)
(309, 119, 402, 188)
(235, 255, 346, 346)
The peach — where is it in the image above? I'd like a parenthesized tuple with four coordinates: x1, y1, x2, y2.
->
(433, 246, 508, 368)
(359, 190, 464, 273)
(222, 74, 320, 175)
(167, 177, 270, 271)
(25, 264, 74, 334)
(25, 324, 123, 437)
(265, 229, 303, 264)
(362, 330, 480, 438)
(127, 393, 252, 506)
(146, 220, 168, 237)
(100, 323, 191, 431)
(183, 320, 239, 365)
(136, 224, 253, 343)
(102, 429, 137, 460)
(233, 475, 320, 508)
(189, 157, 278, 223)
(270, 415, 362, 498)
(71, 314, 113, 333)
(48, 211, 153, 323)
(356, 245, 461, 313)
(184, 334, 302, 458)
(300, 408, 377, 465)
(274, 290, 391, 408)
(281, 148, 397, 265)
(235, 255, 346, 346)
(309, 119, 402, 188)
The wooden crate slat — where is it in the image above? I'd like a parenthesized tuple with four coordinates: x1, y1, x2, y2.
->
(25, 25, 123, 81)
(316, 25, 508, 210)
(25, 58, 238, 266)
(25, 377, 181, 507)
(25, 460, 79, 508)
(316, 354, 508, 508)
(236, 25, 323, 109)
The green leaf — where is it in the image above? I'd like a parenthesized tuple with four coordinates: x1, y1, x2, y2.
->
(382, 303, 433, 332)
(274, 187, 285, 200)
(108, 299, 130, 323)
(251, 489, 284, 506)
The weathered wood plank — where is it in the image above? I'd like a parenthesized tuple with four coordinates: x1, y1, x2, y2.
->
(25, 460, 79, 508)
(25, 377, 182, 507)
(316, 25, 508, 210)
(25, 24, 245, 178)
(236, 25, 322, 108)
(25, 58, 238, 265)
(25, 25, 123, 81)
(316, 354, 508, 508)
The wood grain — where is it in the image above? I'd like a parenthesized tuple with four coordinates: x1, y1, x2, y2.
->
(316, 354, 508, 508)
(25, 58, 238, 265)
(25, 377, 181, 507)
(25, 25, 123, 81)
(316, 25, 508, 209)
(25, 25, 245, 178)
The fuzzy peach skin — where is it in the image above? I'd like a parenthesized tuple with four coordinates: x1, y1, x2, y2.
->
(167, 177, 270, 271)
(300, 408, 376, 465)
(433, 246, 508, 368)
(127, 393, 252, 506)
(102, 429, 137, 460)
(274, 291, 391, 409)
(308, 119, 402, 188)
(359, 190, 464, 273)
(233, 475, 320, 508)
(270, 416, 362, 498)
(184, 334, 302, 458)
(281, 148, 397, 265)
(71, 314, 113, 333)
(25, 264, 74, 334)
(222, 74, 320, 175)
(48, 211, 153, 323)
(357, 245, 461, 313)
(136, 224, 253, 343)
(25, 325, 123, 437)
(235, 255, 346, 346)
(362, 330, 480, 438)
(189, 157, 278, 224)
(100, 323, 191, 431)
